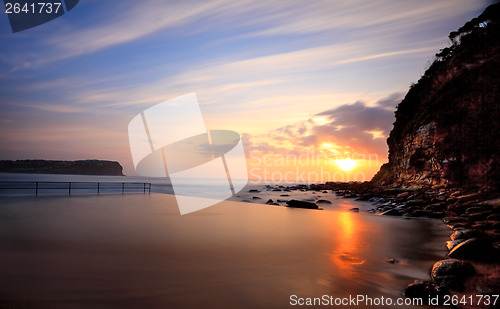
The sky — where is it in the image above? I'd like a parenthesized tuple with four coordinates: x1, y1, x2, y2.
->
(0, 0, 493, 180)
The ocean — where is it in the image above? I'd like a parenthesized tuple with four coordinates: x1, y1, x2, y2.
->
(0, 173, 449, 308)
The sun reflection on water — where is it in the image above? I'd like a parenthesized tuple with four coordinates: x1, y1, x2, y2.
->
(331, 211, 366, 272)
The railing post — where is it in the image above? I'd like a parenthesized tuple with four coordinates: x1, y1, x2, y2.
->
(35, 182, 38, 195)
(97, 182, 100, 194)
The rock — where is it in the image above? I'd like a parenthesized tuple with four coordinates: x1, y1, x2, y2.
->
(386, 258, 398, 264)
(397, 192, 410, 199)
(448, 238, 500, 262)
(272, 189, 282, 191)
(405, 280, 445, 300)
(456, 193, 480, 202)
(286, 200, 318, 209)
(406, 199, 426, 206)
(252, 196, 261, 199)
(446, 240, 462, 251)
(276, 199, 288, 203)
(380, 208, 402, 216)
(280, 194, 290, 197)
(430, 259, 475, 291)
(248, 189, 259, 193)
(487, 214, 500, 221)
(450, 229, 484, 241)
(266, 199, 274, 205)
(316, 199, 332, 204)
(322, 191, 328, 193)
(349, 207, 359, 212)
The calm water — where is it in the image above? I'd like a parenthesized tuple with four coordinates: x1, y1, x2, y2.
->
(0, 174, 450, 308)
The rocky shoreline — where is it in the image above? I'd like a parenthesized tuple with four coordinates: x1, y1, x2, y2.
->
(248, 181, 499, 305)
(310, 182, 500, 306)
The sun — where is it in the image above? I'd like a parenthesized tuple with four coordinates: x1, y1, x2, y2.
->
(336, 158, 356, 171)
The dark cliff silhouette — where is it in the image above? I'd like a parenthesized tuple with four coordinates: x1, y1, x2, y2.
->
(0, 159, 124, 176)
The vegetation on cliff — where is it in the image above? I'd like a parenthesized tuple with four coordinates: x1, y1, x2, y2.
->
(373, 4, 500, 190)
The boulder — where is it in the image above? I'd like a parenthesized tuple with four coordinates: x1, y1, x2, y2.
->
(430, 259, 475, 291)
(349, 207, 360, 212)
(448, 238, 500, 262)
(397, 192, 410, 199)
(286, 200, 318, 209)
(266, 199, 274, 205)
(316, 199, 332, 204)
(450, 229, 484, 241)
(405, 280, 446, 300)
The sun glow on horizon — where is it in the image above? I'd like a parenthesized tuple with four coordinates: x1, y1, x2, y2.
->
(336, 158, 356, 171)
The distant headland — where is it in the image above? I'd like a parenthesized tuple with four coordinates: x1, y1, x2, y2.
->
(0, 160, 124, 176)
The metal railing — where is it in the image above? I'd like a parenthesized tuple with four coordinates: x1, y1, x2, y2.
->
(0, 181, 152, 196)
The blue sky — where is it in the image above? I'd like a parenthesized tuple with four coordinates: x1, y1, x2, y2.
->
(0, 0, 492, 176)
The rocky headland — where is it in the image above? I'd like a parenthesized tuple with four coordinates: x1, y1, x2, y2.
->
(0, 159, 125, 176)
(317, 4, 500, 305)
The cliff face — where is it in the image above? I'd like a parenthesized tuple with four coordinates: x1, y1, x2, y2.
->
(373, 4, 500, 190)
(0, 160, 124, 176)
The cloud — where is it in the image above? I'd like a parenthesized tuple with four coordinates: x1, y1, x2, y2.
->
(246, 93, 402, 160)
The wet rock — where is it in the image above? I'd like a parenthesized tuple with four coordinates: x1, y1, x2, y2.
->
(405, 280, 446, 300)
(252, 196, 261, 199)
(448, 238, 500, 262)
(380, 208, 403, 216)
(322, 191, 328, 193)
(277, 199, 288, 203)
(349, 207, 359, 212)
(286, 200, 318, 209)
(406, 199, 426, 206)
(266, 199, 274, 205)
(248, 189, 259, 193)
(316, 199, 332, 204)
(381, 206, 394, 212)
(280, 194, 290, 197)
(450, 229, 484, 241)
(456, 193, 480, 202)
(430, 259, 475, 291)
(487, 214, 500, 221)
(397, 192, 410, 199)
(446, 240, 462, 251)
(386, 258, 398, 264)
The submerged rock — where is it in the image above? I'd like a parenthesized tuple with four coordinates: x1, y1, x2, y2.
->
(386, 258, 398, 264)
(286, 200, 318, 209)
(380, 208, 402, 216)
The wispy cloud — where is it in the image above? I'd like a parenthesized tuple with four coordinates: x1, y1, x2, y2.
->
(246, 93, 403, 159)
